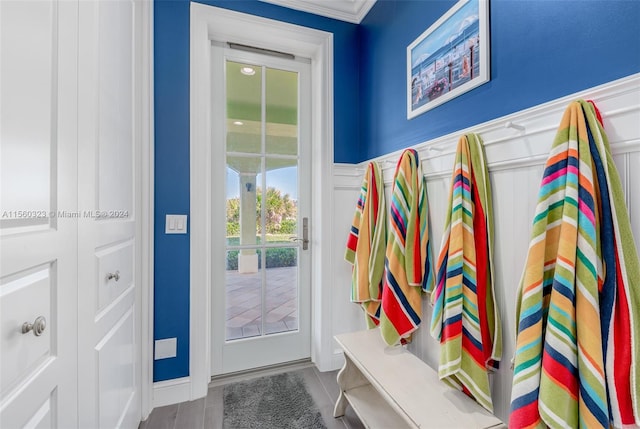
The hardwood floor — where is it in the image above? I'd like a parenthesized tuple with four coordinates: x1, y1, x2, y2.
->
(140, 364, 365, 429)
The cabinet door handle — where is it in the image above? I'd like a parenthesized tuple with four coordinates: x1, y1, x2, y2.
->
(22, 316, 46, 336)
(106, 271, 120, 282)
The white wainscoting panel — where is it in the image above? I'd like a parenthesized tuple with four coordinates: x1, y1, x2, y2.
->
(330, 73, 640, 424)
(330, 180, 368, 367)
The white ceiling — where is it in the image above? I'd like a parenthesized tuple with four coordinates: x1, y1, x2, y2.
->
(259, 0, 377, 24)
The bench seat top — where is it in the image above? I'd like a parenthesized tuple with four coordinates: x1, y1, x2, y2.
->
(335, 329, 506, 429)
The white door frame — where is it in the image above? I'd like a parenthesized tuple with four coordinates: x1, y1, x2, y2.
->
(139, 0, 155, 420)
(190, 3, 335, 401)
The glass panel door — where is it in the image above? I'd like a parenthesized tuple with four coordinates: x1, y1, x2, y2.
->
(216, 48, 311, 374)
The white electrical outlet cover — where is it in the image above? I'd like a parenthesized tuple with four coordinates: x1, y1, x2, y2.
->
(155, 338, 177, 360)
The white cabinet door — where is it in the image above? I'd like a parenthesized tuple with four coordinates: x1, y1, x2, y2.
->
(0, 1, 79, 427)
(76, 0, 141, 427)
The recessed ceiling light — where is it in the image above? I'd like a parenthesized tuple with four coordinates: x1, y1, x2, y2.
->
(233, 121, 244, 126)
(240, 66, 255, 76)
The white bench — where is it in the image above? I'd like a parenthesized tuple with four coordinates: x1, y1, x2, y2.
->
(333, 328, 506, 429)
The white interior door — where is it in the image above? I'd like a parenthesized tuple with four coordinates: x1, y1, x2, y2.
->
(211, 47, 312, 375)
(76, 0, 141, 427)
(0, 1, 79, 427)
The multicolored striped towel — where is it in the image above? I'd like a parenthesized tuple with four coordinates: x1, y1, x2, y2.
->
(587, 100, 640, 428)
(379, 148, 435, 345)
(509, 100, 640, 428)
(428, 133, 502, 413)
(345, 161, 387, 328)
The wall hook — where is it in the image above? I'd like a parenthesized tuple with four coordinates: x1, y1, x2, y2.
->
(426, 146, 443, 153)
(505, 121, 525, 131)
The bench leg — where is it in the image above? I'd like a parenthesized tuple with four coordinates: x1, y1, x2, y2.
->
(333, 354, 370, 418)
(333, 363, 349, 417)
(334, 391, 349, 418)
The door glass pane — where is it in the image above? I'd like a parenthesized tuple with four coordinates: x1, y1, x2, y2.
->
(225, 168, 240, 245)
(226, 157, 262, 245)
(265, 164, 297, 242)
(265, 247, 298, 335)
(226, 61, 262, 154)
(266, 67, 298, 155)
(225, 250, 262, 340)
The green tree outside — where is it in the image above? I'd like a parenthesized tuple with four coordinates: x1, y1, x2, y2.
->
(225, 187, 298, 270)
(226, 186, 297, 235)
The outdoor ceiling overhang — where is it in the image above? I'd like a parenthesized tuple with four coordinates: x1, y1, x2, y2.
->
(226, 60, 299, 175)
(226, 119, 298, 175)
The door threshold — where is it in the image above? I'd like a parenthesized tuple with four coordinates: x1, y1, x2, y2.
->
(209, 358, 313, 387)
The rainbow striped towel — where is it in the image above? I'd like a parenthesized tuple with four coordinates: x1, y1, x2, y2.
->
(345, 161, 387, 328)
(428, 134, 502, 413)
(509, 100, 640, 428)
(379, 148, 435, 345)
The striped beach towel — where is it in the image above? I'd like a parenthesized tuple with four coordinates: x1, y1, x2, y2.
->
(345, 161, 387, 328)
(587, 100, 640, 428)
(509, 100, 640, 428)
(428, 134, 502, 413)
(379, 148, 435, 346)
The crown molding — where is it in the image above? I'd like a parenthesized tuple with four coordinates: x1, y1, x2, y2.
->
(259, 0, 376, 24)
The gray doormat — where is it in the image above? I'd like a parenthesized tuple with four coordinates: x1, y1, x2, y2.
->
(223, 371, 327, 429)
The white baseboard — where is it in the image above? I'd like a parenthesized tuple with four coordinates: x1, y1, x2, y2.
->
(152, 376, 191, 408)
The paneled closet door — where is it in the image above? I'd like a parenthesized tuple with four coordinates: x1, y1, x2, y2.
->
(0, 1, 79, 427)
(77, 0, 141, 427)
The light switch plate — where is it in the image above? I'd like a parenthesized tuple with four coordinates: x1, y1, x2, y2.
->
(155, 338, 177, 360)
(165, 214, 187, 234)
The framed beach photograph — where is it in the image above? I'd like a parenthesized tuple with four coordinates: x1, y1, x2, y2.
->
(407, 0, 490, 119)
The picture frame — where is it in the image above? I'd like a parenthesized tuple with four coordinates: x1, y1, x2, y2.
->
(407, 0, 490, 119)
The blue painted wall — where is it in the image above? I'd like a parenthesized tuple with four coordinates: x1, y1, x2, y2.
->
(154, 0, 640, 382)
(359, 0, 640, 160)
(154, 0, 191, 382)
(154, 0, 359, 381)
